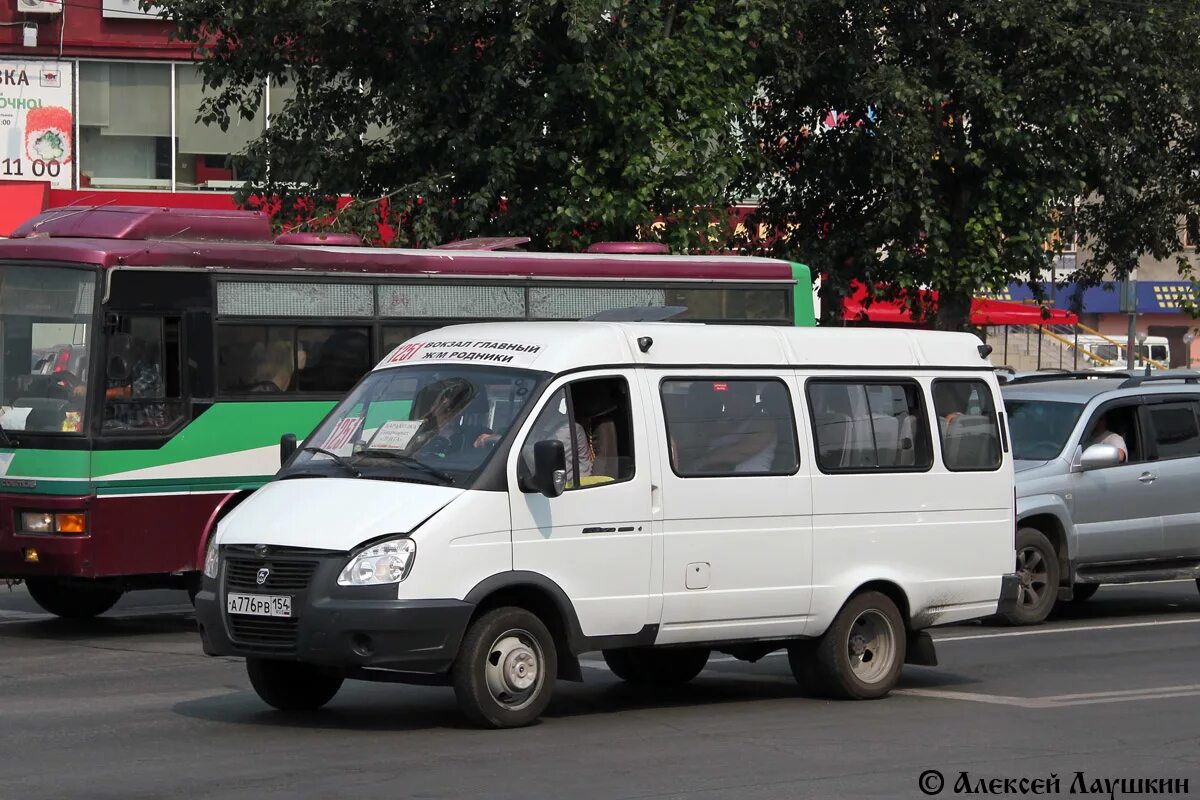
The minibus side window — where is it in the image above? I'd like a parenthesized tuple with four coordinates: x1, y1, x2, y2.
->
(660, 378, 799, 477)
(520, 376, 635, 490)
(806, 380, 932, 472)
(931, 379, 1003, 471)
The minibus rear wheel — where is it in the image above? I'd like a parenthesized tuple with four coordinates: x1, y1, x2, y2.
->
(24, 577, 123, 619)
(601, 647, 710, 686)
(246, 658, 344, 712)
(452, 607, 557, 729)
(791, 591, 906, 700)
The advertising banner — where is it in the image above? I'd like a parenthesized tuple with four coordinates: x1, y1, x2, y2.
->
(0, 60, 73, 190)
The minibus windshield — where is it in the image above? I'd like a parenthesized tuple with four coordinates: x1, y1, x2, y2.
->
(1005, 398, 1085, 461)
(285, 364, 544, 485)
(0, 265, 96, 435)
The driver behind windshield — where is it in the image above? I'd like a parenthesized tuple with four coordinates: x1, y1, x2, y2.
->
(402, 378, 480, 455)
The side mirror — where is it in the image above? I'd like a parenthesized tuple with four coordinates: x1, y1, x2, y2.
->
(1080, 443, 1121, 471)
(532, 439, 567, 498)
(280, 433, 298, 466)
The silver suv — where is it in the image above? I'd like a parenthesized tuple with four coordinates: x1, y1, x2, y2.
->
(1001, 371, 1200, 624)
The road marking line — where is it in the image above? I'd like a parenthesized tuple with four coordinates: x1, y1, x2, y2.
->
(933, 617, 1200, 642)
(0, 605, 194, 626)
(896, 684, 1200, 709)
(0, 609, 50, 621)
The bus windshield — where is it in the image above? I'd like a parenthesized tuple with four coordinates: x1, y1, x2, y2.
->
(0, 265, 96, 434)
(285, 365, 545, 486)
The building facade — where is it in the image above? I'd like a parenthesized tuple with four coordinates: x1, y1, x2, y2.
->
(1, 0, 267, 233)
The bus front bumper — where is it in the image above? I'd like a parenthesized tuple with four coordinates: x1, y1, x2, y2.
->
(196, 561, 473, 676)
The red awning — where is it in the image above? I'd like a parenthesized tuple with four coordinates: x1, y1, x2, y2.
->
(0, 182, 49, 238)
(843, 283, 1078, 326)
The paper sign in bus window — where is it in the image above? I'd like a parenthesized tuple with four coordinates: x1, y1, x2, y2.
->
(321, 417, 362, 452)
(366, 420, 424, 451)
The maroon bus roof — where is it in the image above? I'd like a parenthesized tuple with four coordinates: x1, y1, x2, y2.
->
(12, 205, 273, 243)
(1, 206, 797, 282)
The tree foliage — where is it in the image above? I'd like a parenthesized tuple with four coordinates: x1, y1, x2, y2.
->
(745, 0, 1200, 328)
(157, 0, 764, 250)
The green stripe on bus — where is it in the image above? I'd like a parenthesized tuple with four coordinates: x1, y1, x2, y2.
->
(789, 262, 816, 327)
(0, 449, 89, 480)
(92, 401, 334, 477)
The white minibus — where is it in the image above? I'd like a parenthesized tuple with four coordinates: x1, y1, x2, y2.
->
(196, 322, 1019, 728)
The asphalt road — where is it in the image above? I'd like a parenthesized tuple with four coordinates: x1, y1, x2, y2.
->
(1, 582, 1198, 800)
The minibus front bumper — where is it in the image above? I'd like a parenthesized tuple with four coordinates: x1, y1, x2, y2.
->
(995, 573, 1021, 617)
(195, 546, 473, 676)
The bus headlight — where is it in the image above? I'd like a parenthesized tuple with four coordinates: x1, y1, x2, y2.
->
(337, 538, 415, 586)
(19, 511, 86, 535)
(203, 535, 220, 579)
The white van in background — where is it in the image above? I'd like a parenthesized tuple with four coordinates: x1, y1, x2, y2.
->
(195, 322, 1019, 728)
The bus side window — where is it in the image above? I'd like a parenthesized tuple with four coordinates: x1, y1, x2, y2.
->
(103, 315, 185, 433)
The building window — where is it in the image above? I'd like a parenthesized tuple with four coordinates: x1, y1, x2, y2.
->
(174, 64, 264, 191)
(78, 62, 172, 190)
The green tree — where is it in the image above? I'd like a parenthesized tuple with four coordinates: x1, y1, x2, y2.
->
(158, 0, 764, 250)
(745, 1, 1200, 329)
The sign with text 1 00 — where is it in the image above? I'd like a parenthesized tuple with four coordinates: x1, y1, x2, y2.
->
(0, 60, 73, 190)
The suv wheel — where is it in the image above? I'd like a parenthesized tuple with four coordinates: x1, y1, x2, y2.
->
(1004, 528, 1060, 625)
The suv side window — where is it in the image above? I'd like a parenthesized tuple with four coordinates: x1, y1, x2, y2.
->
(1147, 402, 1200, 459)
(1082, 403, 1142, 464)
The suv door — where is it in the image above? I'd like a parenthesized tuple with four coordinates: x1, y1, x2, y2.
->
(1142, 397, 1200, 559)
(1071, 400, 1164, 563)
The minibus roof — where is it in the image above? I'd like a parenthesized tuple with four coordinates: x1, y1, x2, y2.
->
(374, 321, 993, 375)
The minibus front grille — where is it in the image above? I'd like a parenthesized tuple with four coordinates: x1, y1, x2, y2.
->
(224, 558, 318, 593)
(226, 616, 300, 653)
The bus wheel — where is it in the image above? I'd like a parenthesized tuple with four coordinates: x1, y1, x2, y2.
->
(1003, 528, 1060, 625)
(602, 647, 710, 686)
(796, 591, 906, 700)
(246, 658, 343, 712)
(452, 607, 557, 729)
(24, 578, 123, 619)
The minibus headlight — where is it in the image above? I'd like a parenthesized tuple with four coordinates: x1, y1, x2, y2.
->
(337, 538, 416, 586)
(203, 535, 220, 580)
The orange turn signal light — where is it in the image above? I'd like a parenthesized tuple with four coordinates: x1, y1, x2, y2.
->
(54, 513, 86, 534)
(22, 547, 39, 563)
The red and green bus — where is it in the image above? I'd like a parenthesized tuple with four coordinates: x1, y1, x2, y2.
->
(0, 205, 814, 617)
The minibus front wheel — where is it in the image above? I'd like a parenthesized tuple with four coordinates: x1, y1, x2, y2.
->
(452, 606, 557, 729)
(246, 658, 344, 712)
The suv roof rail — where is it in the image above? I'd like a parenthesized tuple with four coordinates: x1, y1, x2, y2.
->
(1004, 370, 1133, 386)
(1117, 370, 1200, 389)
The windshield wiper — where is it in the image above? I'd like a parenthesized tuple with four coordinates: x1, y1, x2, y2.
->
(0, 422, 11, 448)
(358, 450, 454, 484)
(297, 446, 361, 478)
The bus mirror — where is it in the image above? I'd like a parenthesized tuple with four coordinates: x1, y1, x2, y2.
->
(532, 439, 567, 498)
(280, 433, 298, 465)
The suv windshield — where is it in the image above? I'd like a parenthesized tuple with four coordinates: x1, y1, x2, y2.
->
(1005, 398, 1086, 461)
(0, 265, 96, 434)
(285, 365, 544, 485)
